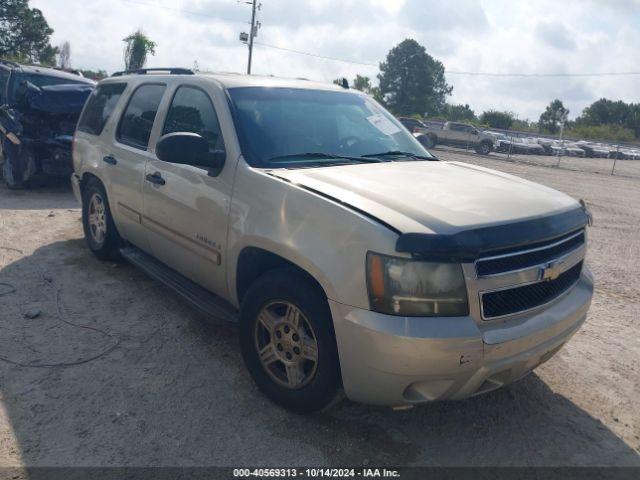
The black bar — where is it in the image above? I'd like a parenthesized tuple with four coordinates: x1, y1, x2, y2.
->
(396, 206, 590, 262)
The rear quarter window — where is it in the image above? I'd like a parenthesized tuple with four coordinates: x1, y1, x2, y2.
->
(77, 83, 127, 136)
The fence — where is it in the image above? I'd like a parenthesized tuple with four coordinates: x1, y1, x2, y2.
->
(419, 121, 640, 179)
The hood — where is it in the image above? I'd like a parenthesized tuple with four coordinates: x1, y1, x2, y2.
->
(269, 161, 579, 235)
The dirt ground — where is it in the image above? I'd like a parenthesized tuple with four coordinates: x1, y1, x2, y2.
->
(0, 155, 639, 467)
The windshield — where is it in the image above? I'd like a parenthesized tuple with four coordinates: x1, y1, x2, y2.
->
(228, 87, 434, 167)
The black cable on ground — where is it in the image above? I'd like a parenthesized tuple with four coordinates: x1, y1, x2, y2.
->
(0, 274, 121, 368)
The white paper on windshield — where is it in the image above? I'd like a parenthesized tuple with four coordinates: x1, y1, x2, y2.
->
(367, 114, 401, 136)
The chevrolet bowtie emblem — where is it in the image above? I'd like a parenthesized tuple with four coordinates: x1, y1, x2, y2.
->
(539, 259, 565, 282)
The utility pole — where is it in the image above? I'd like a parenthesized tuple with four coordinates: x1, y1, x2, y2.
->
(241, 0, 261, 75)
(247, 0, 257, 74)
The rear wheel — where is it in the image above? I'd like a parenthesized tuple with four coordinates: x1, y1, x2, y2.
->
(239, 269, 341, 413)
(82, 178, 121, 260)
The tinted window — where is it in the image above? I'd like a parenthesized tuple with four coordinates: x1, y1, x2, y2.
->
(77, 83, 126, 135)
(117, 84, 165, 149)
(228, 87, 430, 167)
(163, 86, 224, 151)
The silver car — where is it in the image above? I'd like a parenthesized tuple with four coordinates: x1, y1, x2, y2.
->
(72, 70, 594, 412)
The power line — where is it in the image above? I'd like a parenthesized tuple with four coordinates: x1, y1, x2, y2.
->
(255, 42, 378, 67)
(256, 43, 640, 77)
(446, 71, 640, 77)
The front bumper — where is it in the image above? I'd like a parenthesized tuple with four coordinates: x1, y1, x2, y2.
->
(329, 272, 593, 406)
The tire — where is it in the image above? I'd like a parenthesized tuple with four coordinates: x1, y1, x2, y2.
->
(1, 140, 27, 189)
(424, 134, 437, 149)
(239, 268, 341, 413)
(475, 141, 492, 155)
(81, 178, 121, 260)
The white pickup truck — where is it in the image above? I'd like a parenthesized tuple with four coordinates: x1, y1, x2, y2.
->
(417, 121, 496, 155)
(72, 70, 593, 412)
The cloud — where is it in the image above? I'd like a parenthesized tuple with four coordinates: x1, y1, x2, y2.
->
(29, 0, 640, 120)
(401, 0, 489, 33)
(534, 21, 577, 51)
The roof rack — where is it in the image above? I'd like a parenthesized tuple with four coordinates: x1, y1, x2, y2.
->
(111, 67, 195, 77)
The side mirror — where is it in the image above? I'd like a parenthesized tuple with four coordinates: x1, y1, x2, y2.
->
(156, 132, 225, 172)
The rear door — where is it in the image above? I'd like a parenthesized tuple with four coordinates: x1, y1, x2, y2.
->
(105, 82, 167, 252)
(141, 82, 232, 296)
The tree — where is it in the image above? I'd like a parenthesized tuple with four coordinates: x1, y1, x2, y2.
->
(575, 98, 640, 138)
(58, 41, 71, 69)
(0, 0, 58, 64)
(538, 99, 569, 134)
(123, 30, 156, 71)
(352, 74, 372, 93)
(480, 110, 514, 130)
(566, 124, 636, 143)
(80, 69, 108, 81)
(377, 39, 452, 116)
(442, 103, 476, 122)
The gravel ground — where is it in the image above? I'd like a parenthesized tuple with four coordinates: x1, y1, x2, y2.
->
(0, 156, 639, 468)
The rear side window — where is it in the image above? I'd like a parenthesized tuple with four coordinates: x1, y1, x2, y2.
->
(77, 83, 126, 135)
(163, 86, 224, 151)
(117, 84, 166, 150)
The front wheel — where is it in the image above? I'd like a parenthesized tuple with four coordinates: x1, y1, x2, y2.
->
(475, 141, 492, 155)
(239, 269, 341, 413)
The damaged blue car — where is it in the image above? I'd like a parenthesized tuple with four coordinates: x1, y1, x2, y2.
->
(0, 60, 95, 188)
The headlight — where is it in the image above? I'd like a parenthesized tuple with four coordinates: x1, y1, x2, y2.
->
(366, 252, 469, 317)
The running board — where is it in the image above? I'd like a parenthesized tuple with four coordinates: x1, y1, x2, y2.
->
(120, 246, 239, 323)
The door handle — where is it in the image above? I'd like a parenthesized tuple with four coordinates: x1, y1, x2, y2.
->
(103, 155, 117, 165)
(145, 172, 166, 186)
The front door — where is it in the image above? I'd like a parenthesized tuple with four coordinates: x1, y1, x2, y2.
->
(142, 84, 231, 296)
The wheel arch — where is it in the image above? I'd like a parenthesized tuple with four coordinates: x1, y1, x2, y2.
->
(79, 171, 105, 193)
(235, 246, 333, 307)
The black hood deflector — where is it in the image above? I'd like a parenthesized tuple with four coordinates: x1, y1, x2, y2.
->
(396, 206, 589, 262)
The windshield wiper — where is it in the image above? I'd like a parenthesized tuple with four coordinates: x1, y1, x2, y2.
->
(267, 152, 387, 164)
(362, 151, 437, 161)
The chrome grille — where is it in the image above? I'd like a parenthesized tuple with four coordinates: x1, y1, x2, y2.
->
(481, 261, 583, 319)
(473, 228, 586, 320)
(476, 230, 585, 277)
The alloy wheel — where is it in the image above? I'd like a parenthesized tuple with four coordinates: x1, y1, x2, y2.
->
(88, 193, 107, 245)
(254, 300, 319, 389)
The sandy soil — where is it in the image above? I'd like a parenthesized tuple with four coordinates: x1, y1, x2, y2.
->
(0, 157, 638, 467)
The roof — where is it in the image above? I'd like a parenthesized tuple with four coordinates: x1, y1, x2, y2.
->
(202, 72, 347, 91)
(7, 62, 95, 85)
(104, 70, 350, 92)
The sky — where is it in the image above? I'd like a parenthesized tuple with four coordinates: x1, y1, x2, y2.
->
(30, 0, 640, 120)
